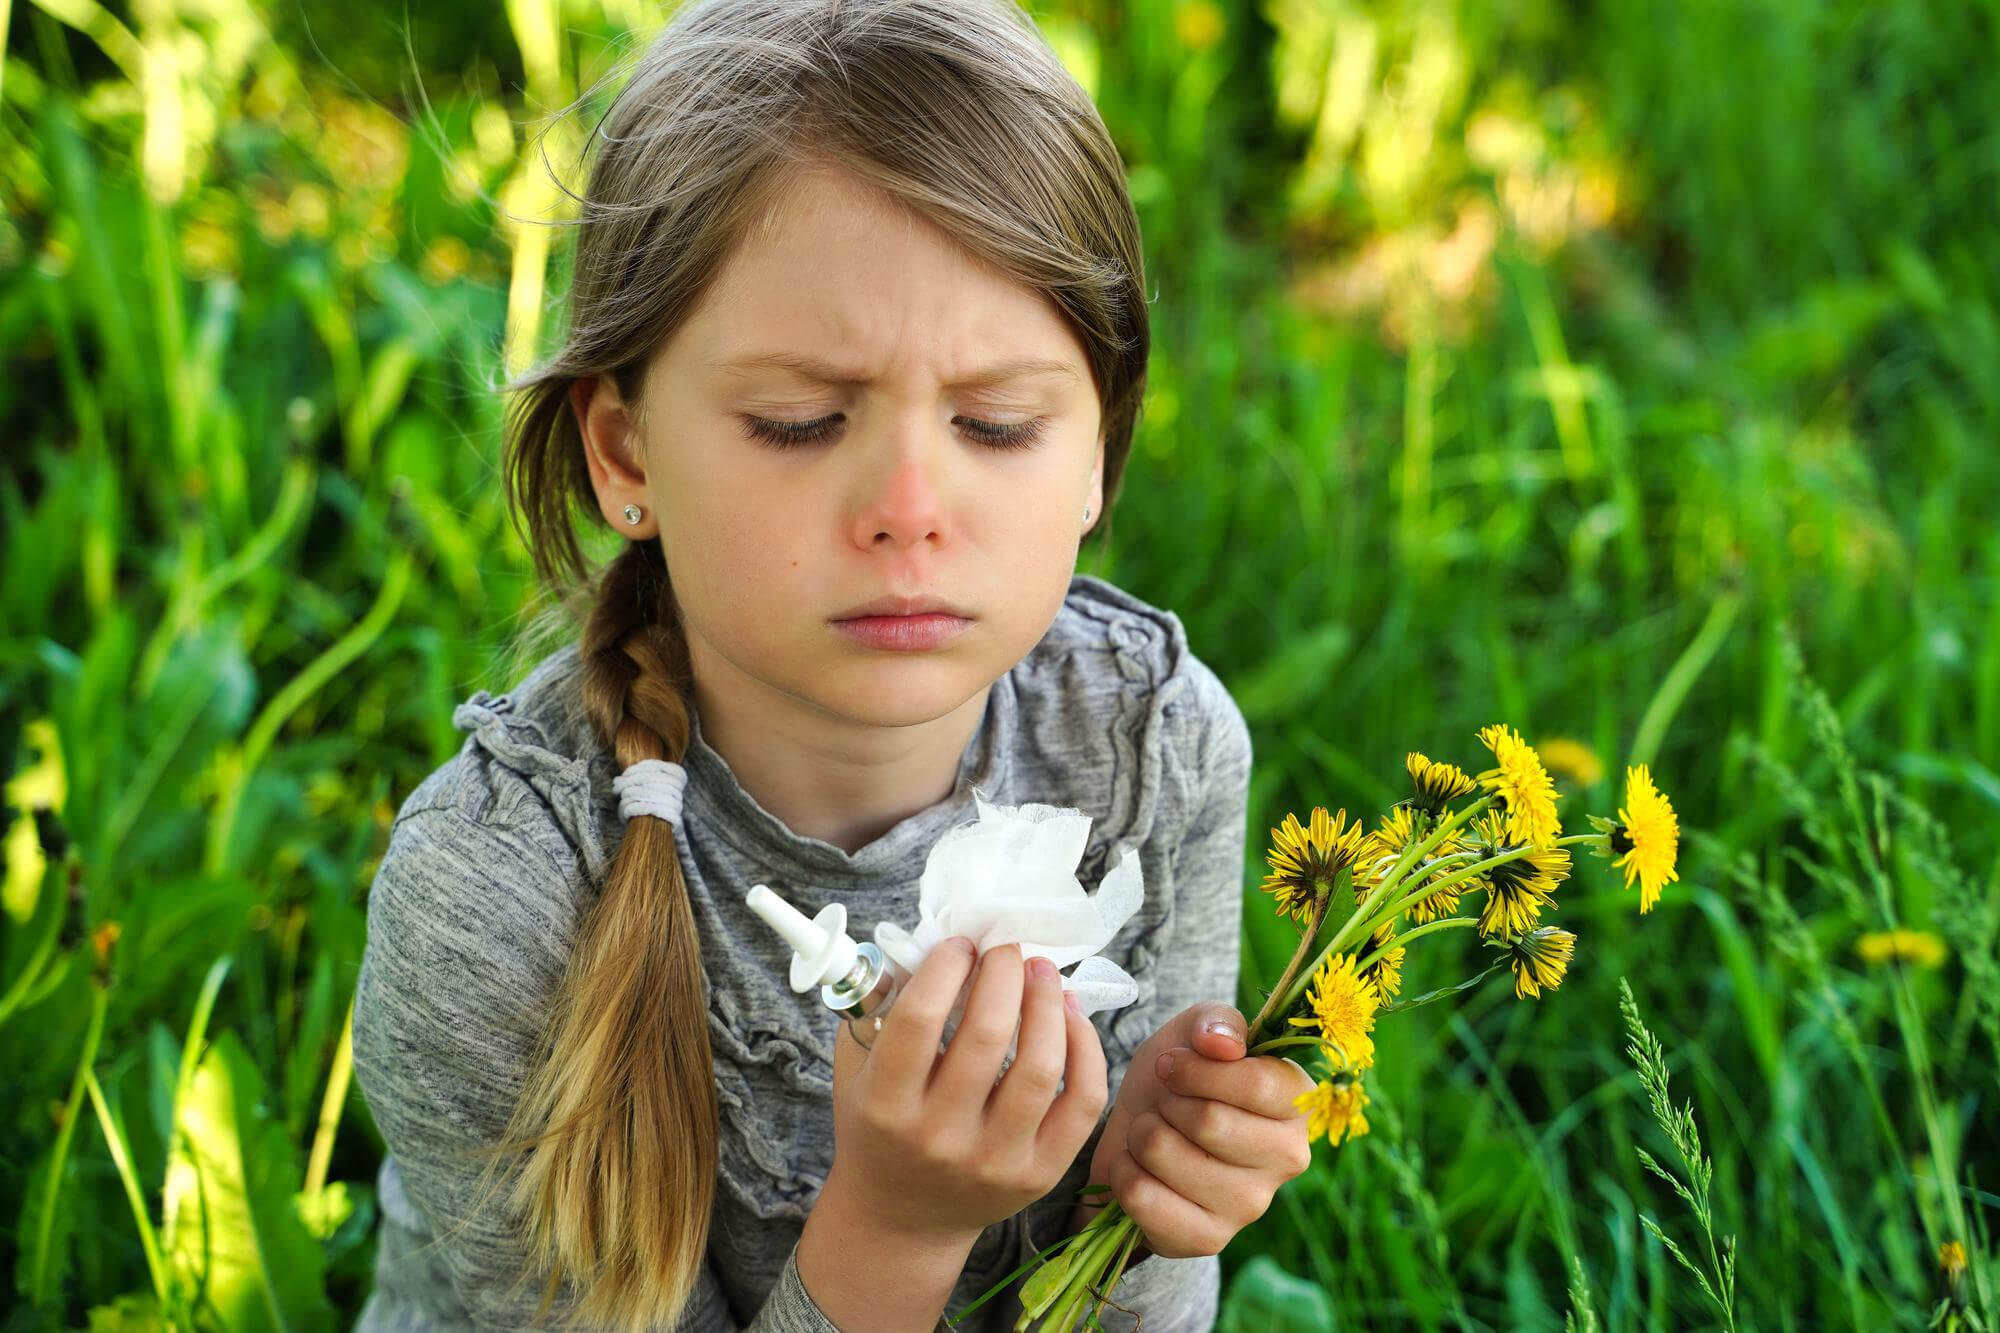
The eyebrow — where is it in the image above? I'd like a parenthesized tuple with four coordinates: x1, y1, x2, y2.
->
(710, 350, 1083, 389)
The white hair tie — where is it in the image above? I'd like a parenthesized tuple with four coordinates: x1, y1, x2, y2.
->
(614, 758, 688, 825)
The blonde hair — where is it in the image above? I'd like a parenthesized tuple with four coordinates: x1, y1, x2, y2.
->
(463, 0, 1151, 1324)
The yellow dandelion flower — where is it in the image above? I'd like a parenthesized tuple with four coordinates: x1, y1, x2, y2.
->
(1355, 805, 1469, 923)
(1260, 807, 1367, 927)
(1507, 926, 1577, 999)
(1294, 1071, 1370, 1146)
(1940, 1240, 1967, 1280)
(1855, 929, 1947, 969)
(1406, 751, 1477, 816)
(1536, 736, 1604, 787)
(1286, 952, 1379, 1071)
(1610, 764, 1679, 912)
(1471, 811, 1569, 937)
(1477, 724, 1562, 848)
(1360, 920, 1405, 1001)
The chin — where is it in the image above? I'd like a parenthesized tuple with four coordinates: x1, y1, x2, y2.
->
(815, 657, 1001, 727)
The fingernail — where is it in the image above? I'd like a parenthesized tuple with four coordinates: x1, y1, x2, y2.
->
(951, 937, 976, 956)
(1155, 1050, 1176, 1080)
(1064, 990, 1083, 1015)
(1202, 1018, 1243, 1043)
(1028, 956, 1057, 982)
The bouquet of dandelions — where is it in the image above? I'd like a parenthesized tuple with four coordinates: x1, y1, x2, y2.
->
(994, 724, 1683, 1331)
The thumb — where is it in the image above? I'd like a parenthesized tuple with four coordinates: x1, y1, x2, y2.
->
(1181, 1002, 1248, 1062)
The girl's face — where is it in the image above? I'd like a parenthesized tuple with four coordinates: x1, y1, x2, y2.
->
(579, 166, 1105, 742)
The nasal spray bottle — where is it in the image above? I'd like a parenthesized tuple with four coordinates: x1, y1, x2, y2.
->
(744, 885, 904, 1037)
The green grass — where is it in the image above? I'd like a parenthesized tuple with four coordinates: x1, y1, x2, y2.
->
(3, 0, 1996, 1327)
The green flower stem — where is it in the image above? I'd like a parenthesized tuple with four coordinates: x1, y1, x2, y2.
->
(1367, 848, 1485, 923)
(1246, 872, 1348, 1050)
(1376, 843, 1540, 923)
(27, 972, 109, 1306)
(1255, 798, 1494, 1043)
(1245, 1033, 1331, 1060)
(1356, 915, 1479, 971)
(1084, 1224, 1146, 1326)
(1377, 830, 1603, 927)
(1040, 1212, 1137, 1330)
(83, 1067, 168, 1305)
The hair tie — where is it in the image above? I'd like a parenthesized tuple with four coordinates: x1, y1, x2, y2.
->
(614, 758, 688, 825)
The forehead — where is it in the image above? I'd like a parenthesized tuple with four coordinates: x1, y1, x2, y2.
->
(671, 167, 1089, 386)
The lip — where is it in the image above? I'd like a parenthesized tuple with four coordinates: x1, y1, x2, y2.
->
(832, 613, 972, 652)
(832, 593, 974, 620)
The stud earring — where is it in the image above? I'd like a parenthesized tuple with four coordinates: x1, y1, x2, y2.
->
(1083, 506, 1092, 522)
(623, 503, 643, 525)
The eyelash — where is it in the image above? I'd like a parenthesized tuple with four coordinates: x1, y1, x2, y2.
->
(741, 414, 1049, 452)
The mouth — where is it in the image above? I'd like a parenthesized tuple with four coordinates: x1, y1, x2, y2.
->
(831, 594, 974, 621)
(831, 612, 973, 652)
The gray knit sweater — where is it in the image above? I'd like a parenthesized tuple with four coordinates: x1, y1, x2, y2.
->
(351, 573, 1252, 1330)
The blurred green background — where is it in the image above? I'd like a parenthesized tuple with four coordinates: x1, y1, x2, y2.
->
(3, 0, 1996, 1327)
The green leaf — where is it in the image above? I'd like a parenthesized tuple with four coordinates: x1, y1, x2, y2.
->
(293, 1182, 354, 1242)
(1017, 1247, 1076, 1320)
(162, 1030, 333, 1331)
(1217, 1255, 1337, 1332)
(12, 1146, 77, 1309)
(87, 1291, 164, 1331)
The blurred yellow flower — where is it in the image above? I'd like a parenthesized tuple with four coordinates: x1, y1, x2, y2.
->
(1611, 765, 1680, 912)
(1856, 929, 1947, 969)
(1536, 736, 1604, 787)
(1173, 0, 1226, 52)
(1477, 724, 1562, 848)
(1471, 811, 1569, 937)
(1360, 920, 1405, 1001)
(1295, 1071, 1370, 1146)
(1507, 926, 1577, 999)
(1261, 807, 1366, 927)
(1406, 751, 1477, 816)
(1288, 951, 1379, 1071)
(1940, 1240, 1967, 1279)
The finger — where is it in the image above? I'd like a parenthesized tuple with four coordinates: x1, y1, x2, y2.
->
(1037, 986, 1110, 1159)
(985, 953, 1067, 1122)
(1125, 1109, 1264, 1233)
(1157, 1048, 1315, 1121)
(1186, 1004, 1249, 1063)
(831, 1005, 871, 1095)
(1151, 1089, 1293, 1170)
(1105, 1144, 1236, 1260)
(934, 942, 1026, 1102)
(870, 936, 978, 1097)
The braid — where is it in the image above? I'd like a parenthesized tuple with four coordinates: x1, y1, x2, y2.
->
(580, 540, 693, 770)
(468, 539, 721, 1328)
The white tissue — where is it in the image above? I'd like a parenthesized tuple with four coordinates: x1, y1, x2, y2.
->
(873, 789, 1146, 1034)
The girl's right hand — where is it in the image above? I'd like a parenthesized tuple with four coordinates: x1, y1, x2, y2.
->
(825, 938, 1110, 1241)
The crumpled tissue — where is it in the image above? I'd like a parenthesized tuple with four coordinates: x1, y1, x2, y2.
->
(873, 790, 1146, 1043)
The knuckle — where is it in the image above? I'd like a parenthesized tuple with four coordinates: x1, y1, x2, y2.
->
(1010, 1057, 1061, 1097)
(1193, 1100, 1230, 1140)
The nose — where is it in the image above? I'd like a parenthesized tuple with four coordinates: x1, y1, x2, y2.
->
(848, 417, 954, 550)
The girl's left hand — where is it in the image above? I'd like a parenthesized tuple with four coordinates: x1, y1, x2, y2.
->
(1085, 1003, 1316, 1259)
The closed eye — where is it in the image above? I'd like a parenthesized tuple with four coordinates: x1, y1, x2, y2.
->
(740, 414, 1049, 452)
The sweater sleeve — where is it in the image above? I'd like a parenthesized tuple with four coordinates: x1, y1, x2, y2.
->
(351, 800, 852, 1332)
(996, 659, 1253, 1333)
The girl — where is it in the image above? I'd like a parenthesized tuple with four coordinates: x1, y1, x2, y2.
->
(350, 0, 1314, 1328)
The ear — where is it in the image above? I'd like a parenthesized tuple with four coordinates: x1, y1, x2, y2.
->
(1084, 432, 1106, 533)
(570, 375, 656, 537)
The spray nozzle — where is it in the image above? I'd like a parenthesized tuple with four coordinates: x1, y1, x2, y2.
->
(745, 884, 862, 994)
